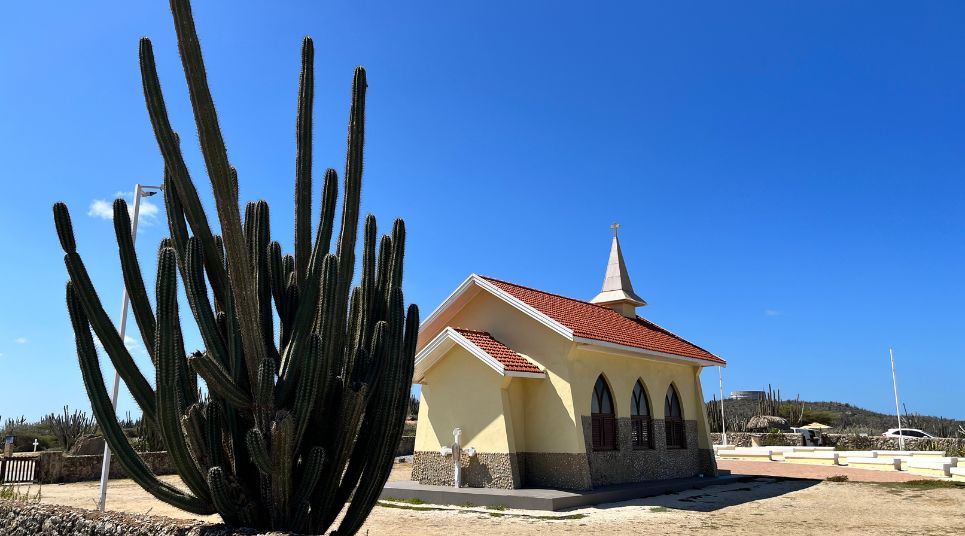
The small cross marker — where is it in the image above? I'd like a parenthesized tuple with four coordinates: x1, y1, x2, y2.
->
(611, 222, 620, 238)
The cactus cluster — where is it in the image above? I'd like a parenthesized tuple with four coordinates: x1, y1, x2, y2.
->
(53, 0, 417, 533)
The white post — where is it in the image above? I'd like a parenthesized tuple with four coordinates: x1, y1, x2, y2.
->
(889, 348, 904, 451)
(718, 366, 727, 446)
(452, 428, 462, 488)
(97, 184, 160, 512)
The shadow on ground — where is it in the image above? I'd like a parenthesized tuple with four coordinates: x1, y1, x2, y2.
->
(584, 477, 819, 513)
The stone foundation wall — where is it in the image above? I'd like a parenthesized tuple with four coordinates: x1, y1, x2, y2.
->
(34, 450, 174, 484)
(520, 452, 592, 490)
(412, 451, 521, 488)
(580, 417, 706, 487)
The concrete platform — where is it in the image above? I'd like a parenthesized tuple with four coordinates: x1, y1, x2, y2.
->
(379, 472, 748, 511)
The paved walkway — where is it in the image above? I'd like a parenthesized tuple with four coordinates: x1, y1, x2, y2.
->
(717, 459, 938, 482)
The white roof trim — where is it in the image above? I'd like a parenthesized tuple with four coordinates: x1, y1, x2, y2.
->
(573, 336, 726, 368)
(413, 327, 546, 382)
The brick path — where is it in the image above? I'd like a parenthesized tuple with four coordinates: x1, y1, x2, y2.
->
(717, 459, 939, 482)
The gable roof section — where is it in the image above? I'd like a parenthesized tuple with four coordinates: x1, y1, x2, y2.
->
(418, 274, 725, 367)
(480, 276, 724, 365)
(414, 326, 545, 382)
(452, 328, 543, 374)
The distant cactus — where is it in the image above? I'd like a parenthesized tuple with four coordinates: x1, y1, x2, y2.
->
(53, 0, 417, 533)
(40, 405, 98, 452)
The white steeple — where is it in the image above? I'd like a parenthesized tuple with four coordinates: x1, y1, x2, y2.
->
(590, 223, 646, 318)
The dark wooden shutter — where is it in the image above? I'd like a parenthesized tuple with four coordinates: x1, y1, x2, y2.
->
(603, 415, 616, 450)
(666, 417, 686, 449)
(592, 415, 603, 450)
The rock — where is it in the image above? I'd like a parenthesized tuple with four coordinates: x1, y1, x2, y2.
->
(745, 415, 789, 432)
(68, 435, 105, 455)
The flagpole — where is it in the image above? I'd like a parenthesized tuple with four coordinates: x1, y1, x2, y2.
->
(889, 348, 904, 451)
(718, 366, 727, 445)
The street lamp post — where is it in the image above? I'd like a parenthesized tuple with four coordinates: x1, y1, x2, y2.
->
(97, 183, 162, 512)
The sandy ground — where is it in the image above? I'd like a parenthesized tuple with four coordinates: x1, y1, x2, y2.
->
(11, 463, 965, 535)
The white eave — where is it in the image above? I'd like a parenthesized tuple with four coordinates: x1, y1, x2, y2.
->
(413, 327, 546, 383)
(418, 274, 725, 368)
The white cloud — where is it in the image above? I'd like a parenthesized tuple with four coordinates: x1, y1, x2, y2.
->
(15, 337, 27, 344)
(764, 309, 786, 317)
(87, 191, 160, 227)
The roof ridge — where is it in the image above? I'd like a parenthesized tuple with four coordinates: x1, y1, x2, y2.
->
(451, 327, 491, 336)
(481, 274, 666, 324)
(479, 275, 617, 312)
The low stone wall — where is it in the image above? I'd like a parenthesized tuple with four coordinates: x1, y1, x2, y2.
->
(824, 435, 964, 454)
(0, 501, 277, 535)
(710, 432, 803, 447)
(710, 433, 964, 455)
(34, 451, 175, 484)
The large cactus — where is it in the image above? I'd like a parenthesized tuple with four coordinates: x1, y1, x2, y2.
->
(53, 0, 417, 533)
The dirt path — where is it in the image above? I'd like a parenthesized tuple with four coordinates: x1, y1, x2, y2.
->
(12, 464, 965, 535)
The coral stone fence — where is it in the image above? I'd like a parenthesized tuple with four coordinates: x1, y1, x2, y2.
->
(3, 433, 416, 485)
(0, 451, 175, 485)
(712, 432, 965, 454)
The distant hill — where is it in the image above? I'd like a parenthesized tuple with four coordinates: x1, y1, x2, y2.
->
(708, 397, 965, 437)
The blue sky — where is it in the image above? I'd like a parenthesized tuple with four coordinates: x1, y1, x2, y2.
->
(1, 1, 963, 422)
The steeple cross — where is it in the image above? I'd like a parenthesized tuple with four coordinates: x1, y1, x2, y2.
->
(610, 222, 620, 238)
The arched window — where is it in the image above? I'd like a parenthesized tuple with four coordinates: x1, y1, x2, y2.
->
(591, 375, 616, 451)
(665, 385, 686, 449)
(630, 380, 653, 449)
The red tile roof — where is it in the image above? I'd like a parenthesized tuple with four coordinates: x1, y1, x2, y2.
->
(480, 276, 725, 365)
(452, 328, 543, 374)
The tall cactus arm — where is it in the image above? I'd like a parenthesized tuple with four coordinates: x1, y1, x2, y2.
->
(138, 39, 229, 312)
(268, 241, 287, 321)
(67, 282, 214, 515)
(278, 168, 338, 381)
(270, 413, 295, 529)
(334, 302, 418, 536)
(290, 334, 323, 447)
(162, 164, 191, 272)
(53, 203, 158, 426)
(183, 237, 229, 367)
(245, 428, 272, 475)
(205, 400, 227, 471)
(111, 199, 157, 364)
(334, 67, 367, 290)
(294, 36, 315, 286)
(167, 0, 267, 389)
(156, 247, 212, 501)
(328, 293, 405, 522)
(189, 353, 251, 409)
(255, 358, 276, 433)
(249, 201, 279, 364)
(208, 466, 259, 528)
(182, 402, 210, 470)
(388, 219, 406, 291)
(277, 254, 338, 404)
